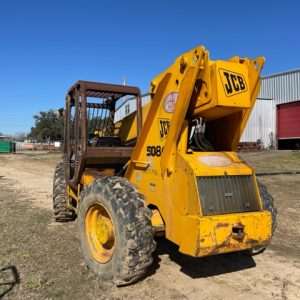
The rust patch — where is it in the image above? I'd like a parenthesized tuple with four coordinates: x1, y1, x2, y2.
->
(247, 238, 260, 245)
(204, 236, 264, 256)
(195, 232, 201, 257)
(195, 224, 269, 257)
(215, 222, 230, 229)
(196, 236, 265, 257)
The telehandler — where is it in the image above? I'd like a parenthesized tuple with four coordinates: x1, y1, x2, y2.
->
(53, 45, 277, 286)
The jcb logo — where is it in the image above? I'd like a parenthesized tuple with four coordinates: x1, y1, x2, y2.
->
(219, 69, 248, 96)
(158, 118, 170, 140)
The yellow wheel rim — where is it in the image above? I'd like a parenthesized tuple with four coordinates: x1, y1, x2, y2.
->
(85, 203, 115, 263)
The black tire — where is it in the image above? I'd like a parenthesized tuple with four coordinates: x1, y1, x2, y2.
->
(258, 181, 277, 235)
(77, 176, 156, 286)
(248, 180, 277, 255)
(53, 161, 76, 222)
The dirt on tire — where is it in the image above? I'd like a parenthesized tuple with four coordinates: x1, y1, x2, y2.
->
(77, 176, 155, 286)
(53, 161, 75, 222)
(258, 180, 277, 235)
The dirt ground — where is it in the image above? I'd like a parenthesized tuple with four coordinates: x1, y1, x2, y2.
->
(0, 150, 300, 299)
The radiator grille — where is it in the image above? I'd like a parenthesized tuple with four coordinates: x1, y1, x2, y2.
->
(196, 175, 259, 216)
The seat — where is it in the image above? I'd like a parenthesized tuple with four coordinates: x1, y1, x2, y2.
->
(95, 136, 122, 147)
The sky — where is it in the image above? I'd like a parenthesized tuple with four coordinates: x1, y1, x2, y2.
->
(0, 0, 299, 135)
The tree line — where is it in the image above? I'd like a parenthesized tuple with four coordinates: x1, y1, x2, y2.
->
(2, 109, 112, 143)
(0, 110, 64, 143)
(27, 110, 64, 142)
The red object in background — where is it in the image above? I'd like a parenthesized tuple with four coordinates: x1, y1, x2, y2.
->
(277, 101, 300, 139)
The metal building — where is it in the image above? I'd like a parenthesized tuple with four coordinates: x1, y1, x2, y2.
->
(115, 69, 300, 150)
(241, 68, 300, 149)
(115, 93, 151, 122)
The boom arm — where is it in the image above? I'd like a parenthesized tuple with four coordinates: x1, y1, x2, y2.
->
(125, 45, 264, 178)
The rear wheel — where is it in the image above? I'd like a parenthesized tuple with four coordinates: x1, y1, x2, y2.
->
(248, 180, 277, 255)
(53, 161, 75, 222)
(77, 176, 156, 286)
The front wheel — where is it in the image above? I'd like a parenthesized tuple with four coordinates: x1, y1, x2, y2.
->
(77, 176, 156, 286)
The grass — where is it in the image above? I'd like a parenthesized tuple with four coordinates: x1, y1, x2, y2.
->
(241, 151, 300, 173)
(0, 178, 113, 299)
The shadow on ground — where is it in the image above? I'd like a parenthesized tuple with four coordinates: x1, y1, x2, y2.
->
(150, 237, 256, 279)
(0, 266, 20, 298)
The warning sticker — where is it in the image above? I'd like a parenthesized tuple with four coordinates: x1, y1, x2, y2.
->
(163, 92, 178, 113)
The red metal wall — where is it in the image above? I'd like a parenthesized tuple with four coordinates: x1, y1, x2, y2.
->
(277, 101, 300, 139)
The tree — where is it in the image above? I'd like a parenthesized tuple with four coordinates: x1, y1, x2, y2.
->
(13, 132, 27, 142)
(28, 110, 64, 142)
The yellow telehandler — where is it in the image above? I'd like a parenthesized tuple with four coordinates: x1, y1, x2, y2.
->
(53, 45, 276, 286)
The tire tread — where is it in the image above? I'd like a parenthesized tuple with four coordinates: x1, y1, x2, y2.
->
(78, 176, 156, 286)
(52, 161, 75, 222)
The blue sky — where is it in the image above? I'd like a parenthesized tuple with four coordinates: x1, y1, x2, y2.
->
(0, 0, 299, 135)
